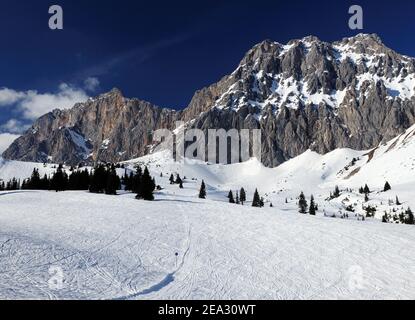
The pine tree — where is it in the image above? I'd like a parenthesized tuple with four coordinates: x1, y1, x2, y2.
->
(199, 180, 207, 199)
(6, 178, 20, 190)
(259, 197, 265, 208)
(143, 167, 156, 200)
(396, 196, 402, 206)
(51, 164, 68, 192)
(235, 192, 240, 205)
(179, 181, 184, 189)
(125, 172, 134, 191)
(169, 174, 175, 185)
(384, 181, 391, 192)
(405, 208, 414, 225)
(26, 168, 41, 189)
(364, 193, 369, 202)
(68, 171, 79, 190)
(309, 195, 316, 215)
(298, 192, 308, 214)
(40, 174, 50, 190)
(105, 165, 119, 195)
(136, 167, 155, 201)
(240, 188, 246, 205)
(175, 174, 183, 185)
(89, 164, 107, 193)
(228, 190, 235, 204)
(80, 169, 90, 190)
(132, 166, 143, 194)
(122, 171, 131, 191)
(252, 189, 261, 207)
(364, 184, 370, 194)
(333, 186, 340, 198)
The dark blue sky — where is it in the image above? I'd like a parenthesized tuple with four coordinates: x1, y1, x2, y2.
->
(0, 0, 414, 131)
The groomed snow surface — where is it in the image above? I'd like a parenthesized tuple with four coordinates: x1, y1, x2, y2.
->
(1, 190, 415, 300)
(1, 125, 415, 300)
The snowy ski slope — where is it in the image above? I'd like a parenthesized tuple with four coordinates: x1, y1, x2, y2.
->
(0, 125, 415, 299)
(1, 190, 415, 300)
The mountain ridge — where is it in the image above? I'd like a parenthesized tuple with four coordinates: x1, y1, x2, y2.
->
(3, 33, 415, 166)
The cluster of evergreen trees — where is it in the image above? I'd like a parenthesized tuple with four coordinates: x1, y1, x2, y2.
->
(298, 192, 318, 215)
(123, 166, 156, 200)
(6, 166, 73, 192)
(89, 164, 121, 195)
(357, 182, 392, 194)
(329, 182, 392, 202)
(1, 163, 156, 201)
(169, 174, 184, 189)
(225, 188, 265, 208)
(21, 168, 50, 190)
(226, 188, 249, 205)
(358, 184, 371, 195)
(0, 178, 20, 191)
(251, 189, 264, 208)
(382, 207, 414, 225)
(10, 165, 100, 192)
(20, 165, 104, 192)
(198, 183, 260, 208)
(329, 182, 393, 204)
(330, 186, 341, 199)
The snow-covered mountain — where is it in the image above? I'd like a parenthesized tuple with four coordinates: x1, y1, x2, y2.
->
(2, 123, 415, 221)
(1, 121, 415, 299)
(1, 126, 415, 300)
(3, 34, 415, 167)
(122, 123, 415, 220)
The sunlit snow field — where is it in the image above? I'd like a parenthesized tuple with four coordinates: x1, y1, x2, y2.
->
(1, 124, 415, 299)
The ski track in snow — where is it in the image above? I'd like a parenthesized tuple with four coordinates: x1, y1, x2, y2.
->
(1, 190, 415, 299)
(2, 124, 415, 300)
(114, 208, 192, 300)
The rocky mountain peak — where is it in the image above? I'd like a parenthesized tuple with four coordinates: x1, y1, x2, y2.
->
(3, 34, 415, 167)
(105, 87, 124, 98)
(91, 87, 125, 106)
(338, 33, 383, 47)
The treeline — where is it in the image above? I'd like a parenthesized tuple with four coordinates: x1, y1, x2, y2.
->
(0, 163, 156, 201)
(20, 165, 87, 191)
(0, 178, 21, 191)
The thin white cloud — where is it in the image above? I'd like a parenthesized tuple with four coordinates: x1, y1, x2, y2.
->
(0, 133, 19, 154)
(19, 84, 89, 120)
(0, 119, 30, 134)
(74, 32, 195, 79)
(84, 77, 100, 92)
(0, 83, 89, 120)
(0, 88, 25, 106)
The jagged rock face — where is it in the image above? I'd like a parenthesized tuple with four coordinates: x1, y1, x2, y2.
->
(3, 89, 178, 164)
(3, 34, 415, 167)
(184, 34, 415, 166)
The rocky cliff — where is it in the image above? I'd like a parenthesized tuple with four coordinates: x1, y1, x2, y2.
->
(4, 34, 415, 167)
